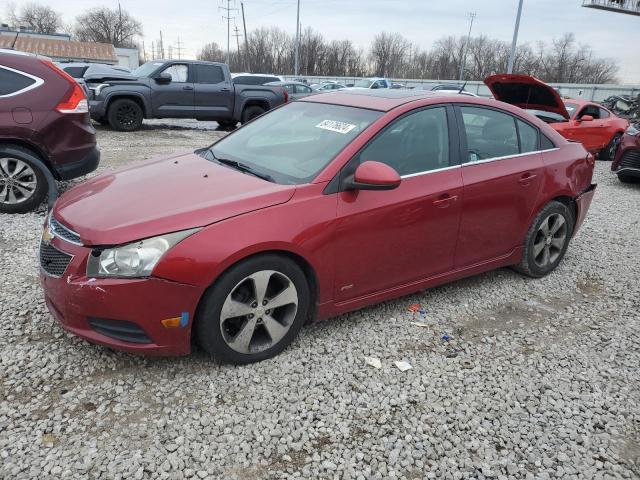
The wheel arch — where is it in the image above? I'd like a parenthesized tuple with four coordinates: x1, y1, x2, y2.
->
(0, 139, 55, 177)
(105, 93, 149, 118)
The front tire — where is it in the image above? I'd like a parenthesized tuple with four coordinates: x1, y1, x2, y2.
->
(600, 133, 622, 161)
(514, 201, 574, 278)
(107, 98, 144, 132)
(0, 145, 48, 214)
(618, 173, 640, 184)
(195, 254, 310, 364)
(241, 105, 266, 124)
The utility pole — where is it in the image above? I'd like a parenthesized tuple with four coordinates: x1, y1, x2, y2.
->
(294, 0, 301, 76)
(233, 26, 242, 55)
(159, 30, 165, 58)
(507, 0, 524, 74)
(168, 45, 173, 60)
(219, 0, 238, 65)
(458, 12, 476, 81)
(118, 2, 123, 46)
(142, 40, 146, 62)
(151, 41, 155, 60)
(241, 2, 250, 71)
(174, 37, 183, 60)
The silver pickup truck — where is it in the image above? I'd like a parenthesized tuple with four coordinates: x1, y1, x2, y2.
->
(85, 60, 289, 131)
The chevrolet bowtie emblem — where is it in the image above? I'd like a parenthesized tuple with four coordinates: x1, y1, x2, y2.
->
(42, 226, 54, 245)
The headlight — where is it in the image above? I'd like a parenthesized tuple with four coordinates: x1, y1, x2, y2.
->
(90, 83, 111, 97)
(86, 228, 199, 278)
(626, 123, 639, 136)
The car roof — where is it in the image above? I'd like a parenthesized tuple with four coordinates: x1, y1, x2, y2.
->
(265, 81, 306, 86)
(300, 89, 449, 111)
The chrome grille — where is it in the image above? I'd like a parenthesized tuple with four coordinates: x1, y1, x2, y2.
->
(50, 216, 82, 245)
(39, 242, 72, 277)
(619, 150, 640, 170)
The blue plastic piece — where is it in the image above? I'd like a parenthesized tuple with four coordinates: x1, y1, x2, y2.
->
(180, 311, 189, 327)
(442, 334, 450, 342)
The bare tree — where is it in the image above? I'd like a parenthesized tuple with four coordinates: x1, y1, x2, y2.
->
(369, 32, 409, 77)
(198, 42, 225, 63)
(74, 7, 142, 47)
(8, 2, 62, 34)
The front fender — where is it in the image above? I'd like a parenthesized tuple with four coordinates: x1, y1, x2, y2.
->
(103, 90, 151, 117)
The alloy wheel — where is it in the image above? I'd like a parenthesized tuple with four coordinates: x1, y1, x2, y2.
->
(219, 270, 298, 354)
(532, 213, 568, 268)
(116, 104, 137, 128)
(0, 158, 37, 205)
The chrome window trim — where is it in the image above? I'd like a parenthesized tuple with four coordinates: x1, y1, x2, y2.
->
(401, 164, 460, 179)
(462, 147, 560, 166)
(0, 65, 44, 98)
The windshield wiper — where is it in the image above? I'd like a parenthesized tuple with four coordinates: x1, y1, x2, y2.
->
(210, 153, 275, 182)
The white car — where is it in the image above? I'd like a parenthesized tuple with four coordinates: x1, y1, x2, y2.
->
(350, 78, 392, 89)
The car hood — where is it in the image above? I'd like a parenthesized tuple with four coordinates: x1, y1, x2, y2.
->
(53, 152, 296, 246)
(484, 74, 570, 120)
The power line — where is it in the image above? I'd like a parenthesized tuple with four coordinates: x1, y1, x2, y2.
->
(219, 0, 238, 65)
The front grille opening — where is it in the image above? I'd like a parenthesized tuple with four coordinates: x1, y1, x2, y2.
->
(87, 318, 152, 344)
(620, 150, 640, 169)
(40, 242, 73, 277)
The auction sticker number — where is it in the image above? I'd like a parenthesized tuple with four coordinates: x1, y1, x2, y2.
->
(316, 120, 356, 134)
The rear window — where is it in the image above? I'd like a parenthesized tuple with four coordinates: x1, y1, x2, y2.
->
(63, 66, 88, 78)
(233, 75, 279, 85)
(0, 67, 36, 96)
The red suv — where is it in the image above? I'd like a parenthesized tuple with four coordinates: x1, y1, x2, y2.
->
(0, 49, 99, 213)
(40, 90, 596, 364)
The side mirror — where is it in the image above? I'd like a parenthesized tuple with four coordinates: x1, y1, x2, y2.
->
(578, 115, 594, 122)
(155, 72, 172, 84)
(344, 161, 401, 191)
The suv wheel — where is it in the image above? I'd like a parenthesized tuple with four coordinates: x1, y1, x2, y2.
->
(195, 254, 310, 364)
(241, 105, 266, 124)
(514, 201, 574, 278)
(108, 99, 144, 132)
(600, 133, 622, 161)
(618, 173, 640, 184)
(0, 145, 48, 214)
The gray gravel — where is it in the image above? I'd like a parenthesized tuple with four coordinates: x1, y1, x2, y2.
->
(1, 120, 639, 479)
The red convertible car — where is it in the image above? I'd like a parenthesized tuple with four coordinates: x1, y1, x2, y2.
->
(40, 90, 596, 363)
(485, 74, 629, 160)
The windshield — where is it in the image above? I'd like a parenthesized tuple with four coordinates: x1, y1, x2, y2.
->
(526, 109, 567, 123)
(209, 102, 382, 184)
(132, 61, 165, 77)
(564, 102, 578, 117)
(354, 79, 373, 88)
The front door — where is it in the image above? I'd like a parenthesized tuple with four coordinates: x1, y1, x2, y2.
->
(151, 63, 194, 118)
(333, 106, 463, 301)
(193, 63, 234, 120)
(454, 105, 544, 268)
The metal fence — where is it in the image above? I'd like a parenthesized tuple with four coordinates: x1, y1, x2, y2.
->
(283, 76, 640, 102)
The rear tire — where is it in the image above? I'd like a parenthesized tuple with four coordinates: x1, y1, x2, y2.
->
(107, 98, 143, 132)
(217, 120, 237, 130)
(241, 105, 266, 124)
(514, 201, 574, 278)
(600, 133, 622, 161)
(0, 145, 48, 214)
(195, 254, 310, 364)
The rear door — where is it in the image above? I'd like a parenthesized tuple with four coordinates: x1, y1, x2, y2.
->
(151, 63, 194, 118)
(333, 106, 463, 300)
(193, 64, 233, 119)
(454, 105, 544, 268)
(570, 104, 603, 152)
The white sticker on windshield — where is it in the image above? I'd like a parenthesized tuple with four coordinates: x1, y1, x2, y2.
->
(316, 120, 356, 134)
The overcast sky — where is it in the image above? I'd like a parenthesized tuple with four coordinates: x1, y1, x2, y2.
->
(39, 0, 640, 82)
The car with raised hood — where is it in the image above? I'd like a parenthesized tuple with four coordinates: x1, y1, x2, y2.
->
(0, 49, 99, 214)
(611, 122, 640, 183)
(87, 60, 289, 131)
(40, 89, 596, 364)
(485, 74, 629, 160)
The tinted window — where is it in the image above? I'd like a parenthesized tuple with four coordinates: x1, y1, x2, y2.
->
(357, 107, 449, 176)
(0, 68, 36, 96)
(233, 76, 259, 85)
(295, 85, 312, 94)
(517, 120, 539, 153)
(63, 66, 88, 78)
(281, 84, 295, 93)
(541, 134, 556, 150)
(210, 102, 381, 184)
(163, 64, 188, 82)
(194, 64, 224, 84)
(460, 106, 518, 162)
(578, 105, 600, 119)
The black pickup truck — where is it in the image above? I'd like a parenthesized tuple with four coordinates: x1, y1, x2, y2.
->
(85, 60, 289, 131)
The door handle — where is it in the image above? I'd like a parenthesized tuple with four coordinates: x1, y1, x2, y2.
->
(433, 194, 458, 208)
(183, 86, 194, 91)
(221, 88, 231, 92)
(518, 173, 537, 186)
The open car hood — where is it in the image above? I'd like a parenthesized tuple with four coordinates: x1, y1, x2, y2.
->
(484, 74, 570, 120)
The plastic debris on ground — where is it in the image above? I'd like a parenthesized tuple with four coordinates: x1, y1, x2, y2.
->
(364, 356, 382, 369)
(394, 361, 412, 372)
(407, 303, 421, 313)
(442, 334, 450, 342)
(410, 322, 430, 328)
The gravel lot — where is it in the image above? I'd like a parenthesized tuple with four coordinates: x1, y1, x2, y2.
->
(1, 119, 639, 479)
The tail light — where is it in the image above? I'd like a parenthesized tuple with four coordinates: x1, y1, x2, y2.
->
(283, 89, 289, 103)
(39, 60, 89, 114)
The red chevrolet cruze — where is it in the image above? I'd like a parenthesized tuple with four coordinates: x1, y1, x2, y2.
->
(40, 90, 596, 363)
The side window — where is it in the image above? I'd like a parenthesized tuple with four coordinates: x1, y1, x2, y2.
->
(517, 119, 539, 153)
(541, 134, 556, 150)
(356, 107, 450, 176)
(0, 67, 36, 96)
(163, 64, 188, 83)
(599, 108, 610, 119)
(194, 64, 224, 84)
(460, 106, 519, 162)
(282, 84, 295, 93)
(578, 105, 600, 119)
